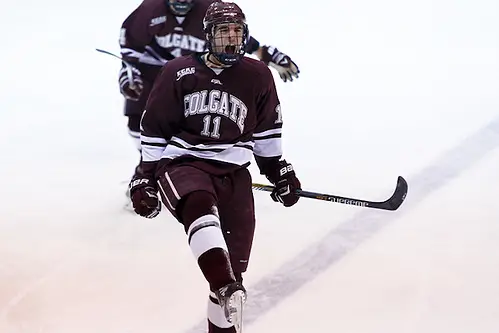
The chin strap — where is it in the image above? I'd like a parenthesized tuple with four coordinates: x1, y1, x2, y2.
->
(204, 53, 231, 69)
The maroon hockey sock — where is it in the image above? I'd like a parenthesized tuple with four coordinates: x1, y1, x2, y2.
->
(199, 248, 235, 290)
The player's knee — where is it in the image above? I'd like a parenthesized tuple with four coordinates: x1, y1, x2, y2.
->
(178, 190, 218, 230)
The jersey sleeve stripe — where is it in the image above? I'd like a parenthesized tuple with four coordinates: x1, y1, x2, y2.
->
(142, 145, 166, 162)
(253, 128, 282, 138)
(141, 135, 168, 144)
(253, 137, 282, 157)
(253, 133, 282, 140)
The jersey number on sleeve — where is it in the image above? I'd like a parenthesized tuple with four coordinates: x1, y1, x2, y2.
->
(275, 104, 283, 124)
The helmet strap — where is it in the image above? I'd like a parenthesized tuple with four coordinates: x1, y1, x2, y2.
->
(203, 53, 228, 68)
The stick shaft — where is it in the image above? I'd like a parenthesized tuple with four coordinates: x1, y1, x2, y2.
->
(252, 176, 408, 211)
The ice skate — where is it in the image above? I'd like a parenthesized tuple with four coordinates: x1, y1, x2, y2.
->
(215, 282, 246, 333)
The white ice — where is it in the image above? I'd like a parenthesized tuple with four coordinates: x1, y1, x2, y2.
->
(1, 0, 499, 332)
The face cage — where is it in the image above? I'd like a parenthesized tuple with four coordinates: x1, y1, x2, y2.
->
(205, 23, 249, 65)
(168, 0, 194, 16)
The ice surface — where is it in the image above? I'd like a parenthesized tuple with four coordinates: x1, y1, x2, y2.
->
(1, 0, 498, 332)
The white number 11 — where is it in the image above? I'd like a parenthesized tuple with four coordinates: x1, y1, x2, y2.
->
(201, 115, 221, 139)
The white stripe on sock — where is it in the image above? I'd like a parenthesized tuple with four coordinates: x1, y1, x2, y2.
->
(188, 215, 227, 260)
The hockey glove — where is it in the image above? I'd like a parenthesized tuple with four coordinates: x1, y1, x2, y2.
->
(268, 160, 301, 207)
(119, 65, 143, 101)
(129, 177, 161, 218)
(260, 45, 300, 82)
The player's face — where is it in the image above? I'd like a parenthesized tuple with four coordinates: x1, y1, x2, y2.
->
(212, 23, 244, 55)
(168, 0, 194, 15)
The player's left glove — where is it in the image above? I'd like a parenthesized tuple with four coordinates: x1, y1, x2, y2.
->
(119, 64, 144, 101)
(260, 45, 300, 82)
(267, 160, 301, 207)
(129, 176, 161, 218)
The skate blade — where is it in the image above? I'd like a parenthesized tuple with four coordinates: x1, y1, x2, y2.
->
(228, 290, 245, 333)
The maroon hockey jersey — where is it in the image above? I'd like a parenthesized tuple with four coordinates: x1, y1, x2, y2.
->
(120, 0, 260, 82)
(140, 53, 284, 177)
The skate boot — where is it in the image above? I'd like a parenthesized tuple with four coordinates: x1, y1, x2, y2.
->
(214, 282, 246, 333)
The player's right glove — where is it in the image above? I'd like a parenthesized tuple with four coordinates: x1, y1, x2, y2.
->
(267, 160, 301, 207)
(119, 64, 143, 101)
(129, 176, 161, 218)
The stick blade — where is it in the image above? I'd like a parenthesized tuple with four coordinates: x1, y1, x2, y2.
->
(384, 176, 408, 210)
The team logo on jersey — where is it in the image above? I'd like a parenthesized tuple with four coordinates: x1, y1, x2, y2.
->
(150, 16, 166, 27)
(176, 67, 195, 81)
(155, 34, 206, 52)
(211, 79, 222, 85)
(184, 89, 248, 133)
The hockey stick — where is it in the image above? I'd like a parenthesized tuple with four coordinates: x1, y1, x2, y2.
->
(95, 48, 137, 89)
(252, 176, 408, 211)
(95, 47, 175, 66)
(95, 48, 135, 66)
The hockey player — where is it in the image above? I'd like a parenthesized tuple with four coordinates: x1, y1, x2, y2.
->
(119, 0, 300, 179)
(128, 2, 301, 332)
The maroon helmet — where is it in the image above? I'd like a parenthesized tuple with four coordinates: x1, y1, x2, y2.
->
(203, 1, 249, 65)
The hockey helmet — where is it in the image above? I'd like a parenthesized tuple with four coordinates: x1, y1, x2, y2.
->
(203, 1, 249, 65)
